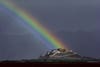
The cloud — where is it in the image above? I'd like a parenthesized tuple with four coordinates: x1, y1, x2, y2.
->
(0, 0, 98, 59)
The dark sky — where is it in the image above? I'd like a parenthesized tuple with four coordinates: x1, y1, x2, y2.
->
(0, 0, 99, 60)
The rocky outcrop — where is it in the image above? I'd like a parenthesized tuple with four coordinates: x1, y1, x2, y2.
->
(39, 48, 82, 59)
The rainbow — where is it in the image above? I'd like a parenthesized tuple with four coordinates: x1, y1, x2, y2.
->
(0, 1, 68, 50)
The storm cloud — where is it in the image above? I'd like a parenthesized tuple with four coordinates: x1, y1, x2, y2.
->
(0, 0, 99, 60)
